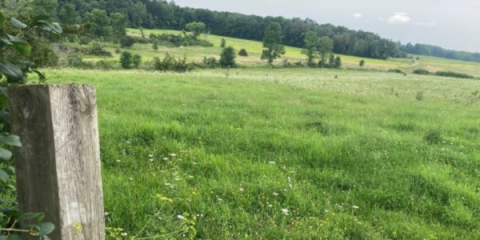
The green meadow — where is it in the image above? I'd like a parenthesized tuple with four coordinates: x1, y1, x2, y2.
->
(47, 68, 480, 239)
(73, 28, 480, 78)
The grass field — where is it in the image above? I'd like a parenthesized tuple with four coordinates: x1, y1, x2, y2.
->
(46, 68, 480, 239)
(71, 28, 480, 78)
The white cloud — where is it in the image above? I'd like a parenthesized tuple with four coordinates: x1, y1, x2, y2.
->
(378, 17, 384, 21)
(387, 12, 411, 24)
(352, 13, 363, 18)
(415, 21, 436, 26)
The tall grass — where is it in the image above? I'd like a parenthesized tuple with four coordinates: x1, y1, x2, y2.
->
(47, 68, 480, 239)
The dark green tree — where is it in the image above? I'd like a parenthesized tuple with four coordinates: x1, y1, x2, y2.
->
(133, 54, 142, 68)
(359, 59, 365, 67)
(120, 51, 133, 69)
(152, 41, 159, 51)
(261, 22, 285, 65)
(220, 47, 236, 68)
(302, 31, 319, 67)
(318, 36, 333, 68)
(334, 56, 342, 68)
(185, 22, 206, 38)
(120, 36, 135, 48)
(220, 38, 226, 48)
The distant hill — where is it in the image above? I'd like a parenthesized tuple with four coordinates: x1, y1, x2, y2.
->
(52, 0, 480, 63)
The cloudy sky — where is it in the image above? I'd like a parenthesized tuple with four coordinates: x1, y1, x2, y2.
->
(173, 0, 480, 53)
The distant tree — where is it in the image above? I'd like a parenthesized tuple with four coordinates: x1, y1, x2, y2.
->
(110, 12, 128, 39)
(85, 9, 113, 38)
(317, 36, 333, 68)
(58, 3, 77, 25)
(238, 49, 248, 56)
(133, 54, 142, 68)
(334, 56, 342, 68)
(152, 41, 159, 51)
(185, 22, 206, 38)
(261, 22, 286, 65)
(302, 31, 319, 67)
(328, 54, 335, 68)
(359, 59, 365, 67)
(220, 47, 236, 68)
(120, 51, 133, 69)
(220, 38, 226, 48)
(120, 36, 135, 48)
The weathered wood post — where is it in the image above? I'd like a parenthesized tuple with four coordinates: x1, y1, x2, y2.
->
(8, 84, 105, 239)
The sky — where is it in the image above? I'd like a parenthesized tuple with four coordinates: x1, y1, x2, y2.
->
(173, 0, 480, 53)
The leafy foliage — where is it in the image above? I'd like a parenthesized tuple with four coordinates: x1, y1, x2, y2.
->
(119, 36, 135, 48)
(120, 51, 133, 69)
(261, 23, 285, 65)
(185, 22, 205, 38)
(0, 11, 60, 240)
(152, 53, 194, 72)
(220, 47, 236, 68)
(238, 49, 248, 57)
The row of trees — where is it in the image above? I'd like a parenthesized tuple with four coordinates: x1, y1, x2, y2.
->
(401, 43, 480, 62)
(13, 0, 407, 60)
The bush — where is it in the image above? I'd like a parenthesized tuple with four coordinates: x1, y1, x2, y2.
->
(413, 69, 431, 75)
(133, 54, 142, 68)
(89, 43, 112, 57)
(203, 56, 219, 69)
(220, 47, 236, 68)
(238, 49, 248, 56)
(359, 59, 365, 67)
(149, 33, 213, 47)
(120, 36, 135, 48)
(220, 38, 226, 48)
(79, 36, 92, 45)
(120, 51, 133, 69)
(389, 69, 405, 74)
(434, 71, 474, 79)
(153, 53, 194, 72)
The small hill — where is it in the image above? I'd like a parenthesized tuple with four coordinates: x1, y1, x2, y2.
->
(75, 28, 480, 77)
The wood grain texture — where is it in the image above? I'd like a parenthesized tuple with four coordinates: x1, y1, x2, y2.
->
(9, 84, 105, 240)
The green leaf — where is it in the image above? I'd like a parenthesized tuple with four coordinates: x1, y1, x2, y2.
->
(8, 35, 31, 56)
(0, 147, 12, 160)
(0, 111, 9, 122)
(0, 38, 12, 48)
(10, 17, 27, 29)
(0, 86, 7, 97)
(0, 135, 21, 147)
(7, 234, 21, 240)
(37, 21, 62, 35)
(0, 168, 8, 182)
(0, 12, 4, 26)
(0, 62, 26, 83)
(18, 212, 45, 222)
(37, 222, 55, 236)
(31, 15, 50, 23)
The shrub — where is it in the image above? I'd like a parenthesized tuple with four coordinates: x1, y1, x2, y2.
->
(120, 51, 133, 69)
(238, 49, 248, 56)
(153, 53, 194, 72)
(133, 54, 142, 68)
(434, 71, 474, 79)
(359, 59, 365, 67)
(416, 91, 424, 101)
(389, 69, 405, 74)
(220, 38, 226, 48)
(413, 69, 431, 75)
(220, 47, 236, 68)
(79, 36, 92, 45)
(203, 56, 218, 68)
(120, 36, 135, 48)
(89, 43, 112, 57)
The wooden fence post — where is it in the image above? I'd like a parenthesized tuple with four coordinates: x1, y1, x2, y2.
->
(8, 84, 105, 240)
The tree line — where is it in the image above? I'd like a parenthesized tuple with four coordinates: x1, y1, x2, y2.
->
(401, 43, 480, 62)
(3, 0, 478, 62)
